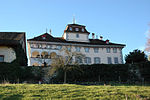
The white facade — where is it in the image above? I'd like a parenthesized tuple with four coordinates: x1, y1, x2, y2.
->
(28, 41, 124, 66)
(0, 46, 16, 63)
(27, 23, 125, 66)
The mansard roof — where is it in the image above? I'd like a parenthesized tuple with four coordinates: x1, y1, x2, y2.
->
(64, 23, 90, 34)
(0, 32, 25, 45)
(28, 33, 125, 47)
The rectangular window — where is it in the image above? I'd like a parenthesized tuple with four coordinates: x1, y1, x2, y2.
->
(38, 44, 42, 48)
(57, 46, 62, 50)
(84, 47, 89, 52)
(67, 47, 71, 52)
(113, 48, 117, 53)
(94, 57, 100, 64)
(107, 57, 112, 64)
(42, 44, 46, 48)
(75, 47, 80, 52)
(31, 44, 34, 48)
(65, 56, 72, 64)
(114, 57, 119, 64)
(84, 57, 91, 64)
(47, 45, 52, 49)
(76, 34, 79, 38)
(106, 48, 111, 53)
(94, 48, 99, 53)
(0, 55, 4, 62)
(75, 57, 82, 64)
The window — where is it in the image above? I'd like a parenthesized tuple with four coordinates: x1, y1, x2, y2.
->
(38, 44, 42, 48)
(82, 28, 84, 32)
(75, 47, 80, 52)
(69, 27, 72, 31)
(113, 48, 117, 53)
(57, 46, 62, 50)
(75, 57, 82, 63)
(106, 48, 111, 53)
(0, 55, 4, 62)
(42, 44, 46, 48)
(94, 48, 99, 53)
(65, 56, 73, 64)
(42, 37, 46, 39)
(84, 57, 91, 64)
(47, 45, 51, 49)
(31, 44, 34, 48)
(75, 28, 79, 31)
(114, 57, 119, 64)
(107, 57, 112, 64)
(84, 48, 89, 52)
(94, 57, 100, 64)
(76, 34, 79, 38)
(67, 47, 71, 51)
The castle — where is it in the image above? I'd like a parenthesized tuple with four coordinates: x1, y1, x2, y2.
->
(27, 23, 125, 66)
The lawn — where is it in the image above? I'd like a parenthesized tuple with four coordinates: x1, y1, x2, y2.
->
(0, 84, 150, 100)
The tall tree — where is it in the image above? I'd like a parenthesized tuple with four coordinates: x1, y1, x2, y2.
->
(125, 49, 148, 64)
(49, 47, 84, 83)
(145, 26, 150, 61)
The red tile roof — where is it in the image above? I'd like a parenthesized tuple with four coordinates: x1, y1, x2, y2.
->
(27, 33, 125, 47)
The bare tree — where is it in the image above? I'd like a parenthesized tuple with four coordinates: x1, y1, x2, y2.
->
(49, 46, 85, 84)
(145, 24, 150, 60)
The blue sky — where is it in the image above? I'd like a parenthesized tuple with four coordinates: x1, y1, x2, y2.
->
(0, 0, 150, 59)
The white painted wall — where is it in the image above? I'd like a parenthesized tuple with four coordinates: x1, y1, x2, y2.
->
(28, 41, 124, 66)
(64, 32, 89, 42)
(0, 46, 16, 63)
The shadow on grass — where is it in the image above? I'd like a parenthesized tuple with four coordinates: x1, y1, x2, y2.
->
(3, 94, 23, 100)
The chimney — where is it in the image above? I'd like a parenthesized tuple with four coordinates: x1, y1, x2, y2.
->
(106, 39, 109, 44)
(92, 33, 95, 39)
(96, 35, 98, 39)
(100, 36, 103, 40)
(49, 29, 52, 35)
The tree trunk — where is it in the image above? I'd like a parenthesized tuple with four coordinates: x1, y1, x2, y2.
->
(64, 71, 67, 84)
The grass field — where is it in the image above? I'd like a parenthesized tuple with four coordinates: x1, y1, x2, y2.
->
(0, 84, 150, 100)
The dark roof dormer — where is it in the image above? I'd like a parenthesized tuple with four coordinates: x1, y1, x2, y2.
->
(64, 24, 90, 34)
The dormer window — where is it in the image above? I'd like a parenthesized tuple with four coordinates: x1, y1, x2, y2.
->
(82, 28, 84, 32)
(69, 27, 72, 31)
(42, 37, 46, 39)
(75, 28, 79, 31)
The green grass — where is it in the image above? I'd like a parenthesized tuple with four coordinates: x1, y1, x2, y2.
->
(0, 84, 150, 100)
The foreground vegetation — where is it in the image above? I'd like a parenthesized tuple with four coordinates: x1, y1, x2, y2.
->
(0, 84, 150, 100)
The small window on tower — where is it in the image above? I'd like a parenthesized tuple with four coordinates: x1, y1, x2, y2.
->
(76, 34, 79, 38)
(69, 27, 72, 31)
(75, 28, 79, 31)
(82, 28, 84, 32)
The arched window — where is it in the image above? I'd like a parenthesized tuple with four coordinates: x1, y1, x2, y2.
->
(32, 51, 40, 58)
(41, 51, 49, 59)
(32, 62, 39, 66)
(50, 52, 57, 59)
